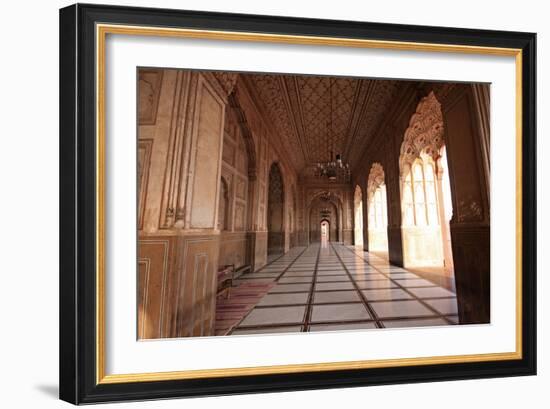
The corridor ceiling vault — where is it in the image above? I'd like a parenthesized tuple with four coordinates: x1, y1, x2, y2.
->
(242, 73, 400, 173)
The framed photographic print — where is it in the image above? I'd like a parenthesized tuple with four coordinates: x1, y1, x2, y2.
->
(59, 3, 537, 404)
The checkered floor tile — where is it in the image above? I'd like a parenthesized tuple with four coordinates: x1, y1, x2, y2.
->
(226, 243, 459, 334)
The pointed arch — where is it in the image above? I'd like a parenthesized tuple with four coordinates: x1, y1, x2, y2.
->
(366, 163, 388, 254)
(399, 91, 454, 272)
(307, 191, 342, 244)
(228, 91, 257, 181)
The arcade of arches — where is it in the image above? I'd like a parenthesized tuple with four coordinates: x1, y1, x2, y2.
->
(137, 68, 490, 339)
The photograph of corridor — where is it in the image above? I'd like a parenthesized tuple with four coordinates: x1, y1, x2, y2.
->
(137, 68, 490, 339)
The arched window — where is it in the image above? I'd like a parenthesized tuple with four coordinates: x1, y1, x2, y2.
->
(367, 163, 389, 254)
(402, 156, 439, 228)
(402, 169, 414, 226)
(399, 91, 453, 271)
(368, 183, 388, 229)
(424, 160, 439, 225)
(413, 160, 427, 226)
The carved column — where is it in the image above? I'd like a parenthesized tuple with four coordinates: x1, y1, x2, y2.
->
(435, 167, 454, 274)
(386, 124, 405, 267)
(436, 84, 491, 324)
(343, 187, 354, 245)
(361, 180, 370, 252)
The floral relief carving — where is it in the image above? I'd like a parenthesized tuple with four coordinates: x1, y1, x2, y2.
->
(457, 198, 483, 222)
(212, 72, 238, 96)
(138, 70, 163, 125)
(367, 163, 385, 202)
(399, 91, 445, 175)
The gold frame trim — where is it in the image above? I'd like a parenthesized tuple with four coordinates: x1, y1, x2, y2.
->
(96, 23, 523, 385)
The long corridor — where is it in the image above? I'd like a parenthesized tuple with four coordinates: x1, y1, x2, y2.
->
(228, 243, 458, 335)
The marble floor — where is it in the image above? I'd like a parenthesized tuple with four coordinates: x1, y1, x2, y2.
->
(228, 242, 458, 335)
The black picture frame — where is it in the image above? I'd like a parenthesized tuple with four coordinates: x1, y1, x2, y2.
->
(59, 3, 536, 404)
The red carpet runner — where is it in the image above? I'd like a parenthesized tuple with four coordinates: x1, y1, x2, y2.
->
(214, 281, 275, 336)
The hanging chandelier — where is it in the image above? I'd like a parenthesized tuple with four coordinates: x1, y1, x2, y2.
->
(315, 151, 350, 182)
(314, 78, 351, 183)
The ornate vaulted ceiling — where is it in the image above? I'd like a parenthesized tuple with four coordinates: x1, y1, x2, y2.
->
(242, 73, 400, 174)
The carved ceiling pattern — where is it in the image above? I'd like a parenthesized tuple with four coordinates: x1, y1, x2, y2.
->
(243, 73, 400, 174)
(244, 74, 305, 170)
(345, 80, 400, 167)
(295, 76, 357, 163)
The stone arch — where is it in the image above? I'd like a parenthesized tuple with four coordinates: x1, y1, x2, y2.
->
(399, 91, 445, 175)
(399, 91, 453, 271)
(217, 94, 259, 270)
(366, 163, 389, 254)
(307, 191, 343, 244)
(320, 218, 331, 243)
(228, 91, 257, 181)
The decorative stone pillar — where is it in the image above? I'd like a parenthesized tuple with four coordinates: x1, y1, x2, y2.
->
(435, 167, 454, 275)
(435, 84, 491, 324)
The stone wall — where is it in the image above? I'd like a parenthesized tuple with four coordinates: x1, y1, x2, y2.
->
(137, 69, 300, 339)
(137, 70, 227, 339)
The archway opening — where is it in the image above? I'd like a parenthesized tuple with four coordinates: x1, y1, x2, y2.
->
(320, 219, 330, 247)
(217, 100, 253, 271)
(399, 92, 454, 276)
(353, 185, 364, 248)
(367, 163, 389, 256)
(308, 193, 339, 244)
(267, 163, 285, 256)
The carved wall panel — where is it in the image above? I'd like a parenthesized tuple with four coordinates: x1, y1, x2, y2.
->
(137, 69, 184, 232)
(137, 234, 221, 339)
(219, 232, 248, 268)
(222, 138, 235, 166)
(234, 203, 246, 231)
(189, 83, 224, 229)
(138, 239, 172, 339)
(218, 100, 254, 266)
(138, 139, 153, 230)
(138, 69, 163, 125)
(175, 236, 219, 337)
(444, 94, 486, 223)
(235, 176, 246, 201)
